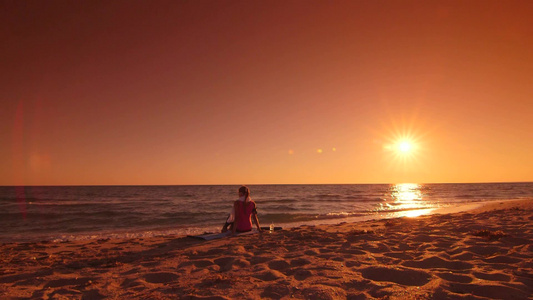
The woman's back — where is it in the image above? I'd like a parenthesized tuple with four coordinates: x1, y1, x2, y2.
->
(234, 200, 256, 232)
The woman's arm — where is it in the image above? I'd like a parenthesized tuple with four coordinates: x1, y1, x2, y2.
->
(231, 201, 239, 234)
(252, 203, 262, 231)
(253, 213, 261, 231)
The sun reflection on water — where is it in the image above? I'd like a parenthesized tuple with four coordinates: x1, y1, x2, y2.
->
(375, 183, 437, 218)
(392, 183, 422, 205)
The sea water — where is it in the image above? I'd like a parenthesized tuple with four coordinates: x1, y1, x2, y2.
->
(0, 182, 531, 243)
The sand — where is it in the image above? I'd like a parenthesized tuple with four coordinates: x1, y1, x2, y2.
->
(1, 200, 532, 299)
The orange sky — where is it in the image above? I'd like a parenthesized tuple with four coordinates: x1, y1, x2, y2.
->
(1, 1, 532, 185)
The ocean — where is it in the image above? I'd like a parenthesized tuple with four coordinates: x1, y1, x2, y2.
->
(1, 182, 532, 243)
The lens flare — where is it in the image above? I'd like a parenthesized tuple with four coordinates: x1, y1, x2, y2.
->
(398, 141, 412, 153)
(377, 116, 429, 177)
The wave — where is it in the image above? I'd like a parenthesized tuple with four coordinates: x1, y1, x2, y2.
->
(313, 194, 343, 199)
(262, 205, 299, 211)
(455, 194, 476, 199)
(370, 206, 437, 214)
(258, 198, 299, 204)
(260, 211, 366, 224)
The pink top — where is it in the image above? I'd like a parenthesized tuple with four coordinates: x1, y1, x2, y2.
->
(234, 200, 256, 232)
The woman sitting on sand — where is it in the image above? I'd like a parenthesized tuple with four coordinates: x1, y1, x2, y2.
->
(221, 186, 262, 234)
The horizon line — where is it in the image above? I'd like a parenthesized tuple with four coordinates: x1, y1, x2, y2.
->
(1, 180, 532, 188)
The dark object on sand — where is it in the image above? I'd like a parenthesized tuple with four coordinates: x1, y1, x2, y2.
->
(472, 229, 508, 240)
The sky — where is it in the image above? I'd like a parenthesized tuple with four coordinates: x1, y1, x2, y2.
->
(1, 0, 532, 186)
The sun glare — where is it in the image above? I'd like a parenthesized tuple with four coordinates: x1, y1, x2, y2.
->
(380, 120, 426, 170)
(398, 141, 412, 153)
(376, 114, 431, 178)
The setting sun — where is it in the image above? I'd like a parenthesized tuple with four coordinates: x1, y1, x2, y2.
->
(381, 121, 423, 162)
(392, 139, 419, 161)
(380, 121, 427, 179)
(398, 141, 412, 153)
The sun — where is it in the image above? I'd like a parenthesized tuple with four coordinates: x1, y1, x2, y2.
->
(382, 133, 421, 164)
(394, 139, 417, 158)
(377, 115, 429, 177)
(397, 140, 413, 153)
(384, 139, 416, 156)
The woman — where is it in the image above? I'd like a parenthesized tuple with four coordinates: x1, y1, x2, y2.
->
(222, 186, 262, 233)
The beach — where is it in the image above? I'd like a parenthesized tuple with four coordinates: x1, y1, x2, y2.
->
(1, 200, 532, 299)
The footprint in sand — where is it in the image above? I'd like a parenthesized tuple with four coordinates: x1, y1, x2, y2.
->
(292, 268, 313, 281)
(0, 273, 36, 284)
(345, 260, 361, 268)
(402, 255, 473, 270)
(360, 266, 431, 286)
(192, 259, 214, 268)
(214, 257, 235, 270)
(249, 255, 274, 265)
(214, 257, 250, 272)
(121, 278, 143, 288)
(410, 234, 435, 243)
(304, 249, 320, 256)
(451, 251, 476, 260)
(140, 261, 161, 268)
(391, 242, 413, 251)
(289, 257, 311, 267)
(436, 272, 473, 283)
(330, 256, 344, 262)
(365, 242, 391, 253)
(82, 289, 105, 299)
(444, 282, 530, 299)
(193, 248, 226, 258)
(339, 248, 367, 255)
(383, 252, 414, 260)
(253, 269, 286, 281)
(267, 259, 290, 271)
(317, 254, 336, 260)
(44, 277, 93, 288)
(120, 268, 140, 275)
(261, 282, 292, 299)
(13, 277, 46, 287)
(472, 271, 512, 282)
(47, 288, 83, 298)
(464, 245, 503, 256)
(318, 248, 335, 254)
(143, 272, 179, 284)
(301, 285, 346, 299)
(482, 255, 522, 264)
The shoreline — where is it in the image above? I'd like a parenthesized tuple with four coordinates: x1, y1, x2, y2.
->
(247, 198, 527, 235)
(1, 199, 532, 299)
(2, 198, 521, 245)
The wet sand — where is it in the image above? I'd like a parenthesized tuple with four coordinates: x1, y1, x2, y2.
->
(1, 199, 532, 299)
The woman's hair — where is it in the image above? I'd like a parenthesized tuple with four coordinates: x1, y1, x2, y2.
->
(239, 185, 250, 201)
